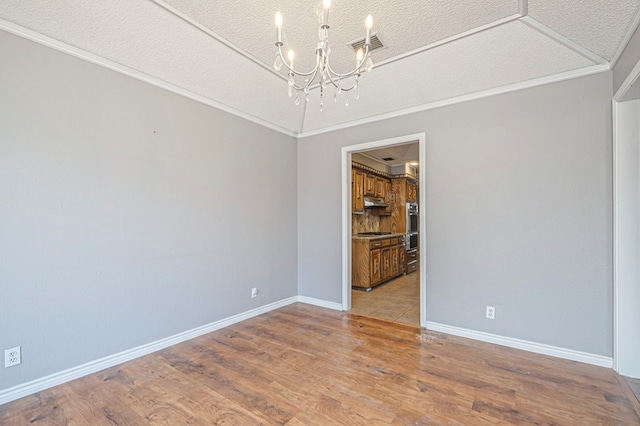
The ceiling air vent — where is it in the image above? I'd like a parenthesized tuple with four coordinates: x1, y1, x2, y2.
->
(382, 157, 395, 161)
(349, 33, 385, 53)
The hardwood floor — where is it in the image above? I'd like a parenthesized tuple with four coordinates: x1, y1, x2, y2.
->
(1, 303, 639, 425)
(627, 377, 640, 404)
(351, 271, 420, 326)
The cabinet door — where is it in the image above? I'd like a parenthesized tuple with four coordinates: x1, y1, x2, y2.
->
(370, 249, 382, 284)
(353, 170, 364, 213)
(351, 169, 356, 213)
(406, 181, 415, 203)
(390, 246, 399, 275)
(384, 180, 392, 215)
(399, 248, 406, 273)
(365, 174, 376, 196)
(381, 248, 390, 279)
(375, 177, 385, 197)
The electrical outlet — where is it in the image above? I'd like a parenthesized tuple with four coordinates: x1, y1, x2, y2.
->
(5, 346, 21, 368)
(486, 306, 496, 320)
(251, 287, 258, 298)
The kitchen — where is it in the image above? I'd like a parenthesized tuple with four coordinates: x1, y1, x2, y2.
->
(350, 143, 420, 326)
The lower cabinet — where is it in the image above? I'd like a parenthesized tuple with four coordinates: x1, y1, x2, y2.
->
(406, 249, 418, 274)
(370, 249, 382, 284)
(352, 235, 406, 290)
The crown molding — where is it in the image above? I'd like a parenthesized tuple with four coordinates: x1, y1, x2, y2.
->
(520, 16, 608, 65)
(0, 17, 614, 140)
(0, 19, 298, 138)
(519, 0, 529, 16)
(371, 13, 523, 70)
(297, 64, 610, 138)
(149, 0, 285, 82)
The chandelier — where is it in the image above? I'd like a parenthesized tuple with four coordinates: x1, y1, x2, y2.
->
(273, 0, 373, 110)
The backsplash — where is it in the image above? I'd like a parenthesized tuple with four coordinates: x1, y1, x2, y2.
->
(353, 211, 391, 234)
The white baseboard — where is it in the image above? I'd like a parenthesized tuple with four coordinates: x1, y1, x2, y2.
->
(426, 321, 613, 368)
(1, 300, 611, 407)
(296, 296, 343, 311)
(0, 297, 298, 406)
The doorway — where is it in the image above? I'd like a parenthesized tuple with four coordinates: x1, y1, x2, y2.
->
(341, 133, 427, 327)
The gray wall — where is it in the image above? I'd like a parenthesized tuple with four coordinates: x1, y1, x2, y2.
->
(0, 30, 297, 391)
(614, 24, 640, 96)
(298, 72, 613, 356)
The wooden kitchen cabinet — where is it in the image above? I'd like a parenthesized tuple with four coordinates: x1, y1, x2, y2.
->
(384, 180, 393, 215)
(375, 177, 385, 198)
(370, 249, 381, 284)
(407, 180, 418, 203)
(381, 248, 390, 280)
(391, 245, 400, 276)
(352, 235, 407, 290)
(352, 169, 364, 214)
(364, 174, 376, 196)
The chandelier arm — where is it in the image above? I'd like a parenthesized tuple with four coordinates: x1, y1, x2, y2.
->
(327, 77, 358, 92)
(277, 44, 321, 77)
(291, 54, 322, 91)
(325, 44, 370, 78)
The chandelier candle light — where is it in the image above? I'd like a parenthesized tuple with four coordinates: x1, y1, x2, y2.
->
(273, 0, 373, 110)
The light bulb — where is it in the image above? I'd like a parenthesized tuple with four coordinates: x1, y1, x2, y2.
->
(365, 15, 373, 29)
(356, 48, 364, 63)
(275, 12, 283, 43)
(287, 50, 295, 62)
(323, 0, 331, 9)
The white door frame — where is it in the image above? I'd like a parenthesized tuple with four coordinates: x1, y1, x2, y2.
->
(612, 57, 640, 375)
(341, 132, 427, 327)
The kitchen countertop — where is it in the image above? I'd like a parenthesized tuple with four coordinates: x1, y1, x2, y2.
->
(352, 232, 406, 240)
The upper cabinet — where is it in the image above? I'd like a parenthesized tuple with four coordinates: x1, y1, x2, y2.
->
(406, 180, 418, 203)
(364, 174, 376, 196)
(352, 169, 364, 214)
(352, 164, 392, 216)
(375, 177, 385, 198)
(384, 179, 392, 215)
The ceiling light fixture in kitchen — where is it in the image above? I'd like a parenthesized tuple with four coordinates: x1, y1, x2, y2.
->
(273, 0, 373, 111)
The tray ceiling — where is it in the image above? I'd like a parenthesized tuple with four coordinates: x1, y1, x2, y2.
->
(1, 0, 639, 135)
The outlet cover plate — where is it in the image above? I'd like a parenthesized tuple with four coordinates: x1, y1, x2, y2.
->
(486, 306, 496, 320)
(5, 346, 21, 368)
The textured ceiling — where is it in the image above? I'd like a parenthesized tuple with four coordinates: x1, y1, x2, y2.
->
(1, 1, 639, 135)
(361, 144, 420, 167)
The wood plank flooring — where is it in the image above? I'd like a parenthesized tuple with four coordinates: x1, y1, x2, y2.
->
(1, 303, 639, 425)
(626, 377, 640, 404)
(351, 271, 420, 326)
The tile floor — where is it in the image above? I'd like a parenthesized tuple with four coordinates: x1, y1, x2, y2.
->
(351, 271, 420, 326)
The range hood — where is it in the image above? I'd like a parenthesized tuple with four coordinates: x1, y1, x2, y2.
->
(364, 196, 388, 208)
